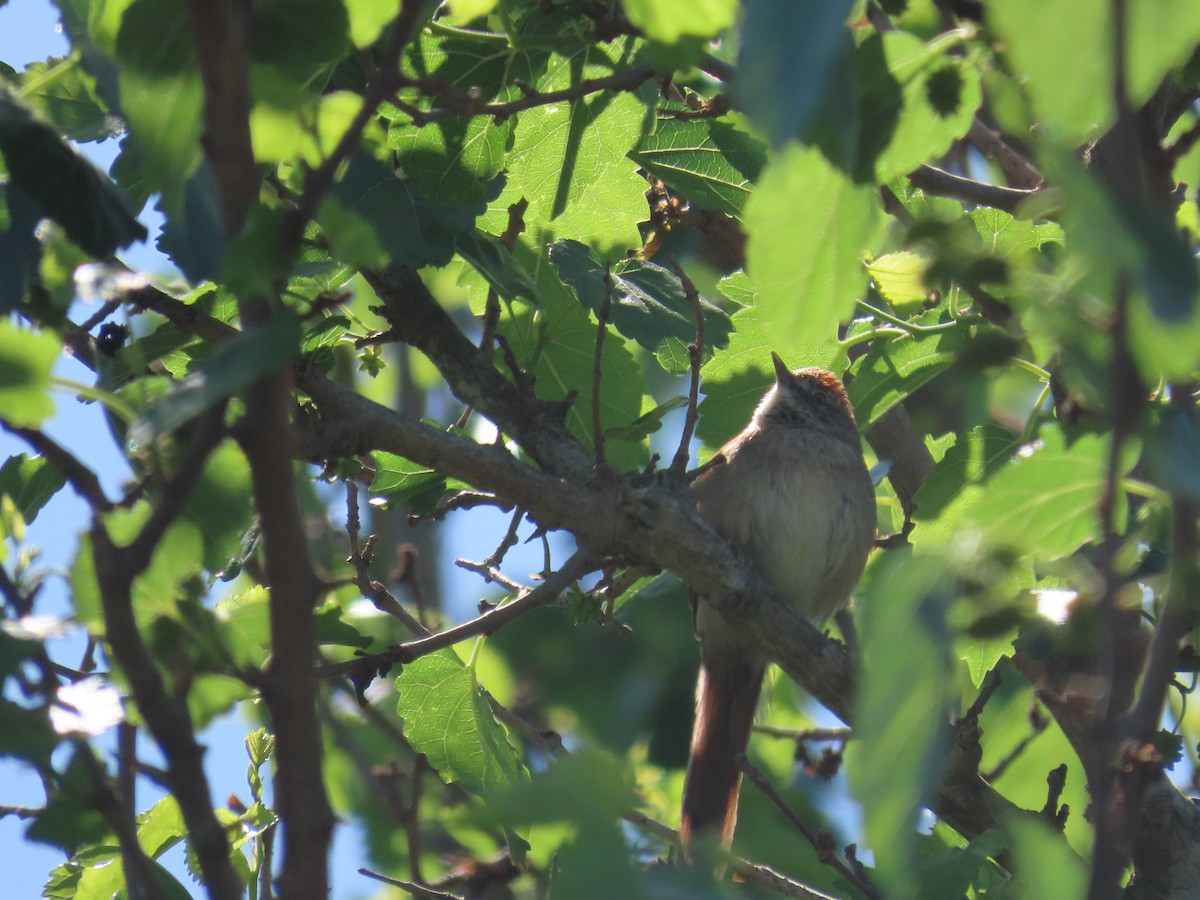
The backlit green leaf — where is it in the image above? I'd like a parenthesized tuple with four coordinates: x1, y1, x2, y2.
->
(628, 115, 765, 217)
(395, 649, 527, 795)
(0, 320, 60, 427)
(745, 145, 882, 344)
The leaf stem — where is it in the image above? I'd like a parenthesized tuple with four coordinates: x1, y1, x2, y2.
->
(853, 299, 962, 334)
(51, 377, 139, 427)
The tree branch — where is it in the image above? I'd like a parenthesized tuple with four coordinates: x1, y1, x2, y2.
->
(907, 164, 1042, 213)
(399, 65, 657, 126)
(185, 0, 256, 235)
(317, 550, 598, 681)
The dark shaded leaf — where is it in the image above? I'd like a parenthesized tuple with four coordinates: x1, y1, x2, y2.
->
(128, 316, 302, 448)
(548, 239, 732, 352)
(734, 0, 856, 147)
(0, 93, 146, 258)
(0, 454, 67, 524)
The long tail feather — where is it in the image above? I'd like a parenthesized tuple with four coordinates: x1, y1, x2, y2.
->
(679, 656, 765, 852)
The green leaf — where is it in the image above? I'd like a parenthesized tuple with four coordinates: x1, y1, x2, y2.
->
(985, 0, 1110, 141)
(548, 239, 732, 352)
(154, 163, 227, 284)
(19, 56, 115, 142)
(331, 150, 486, 269)
(629, 114, 765, 217)
(499, 241, 650, 470)
(1008, 817, 1087, 898)
(112, 0, 205, 191)
(390, 29, 540, 207)
(371, 451, 447, 515)
(744, 145, 882, 344)
(215, 586, 271, 668)
(0, 93, 146, 258)
(849, 549, 954, 896)
(847, 323, 968, 429)
(916, 826, 1008, 899)
(716, 270, 755, 306)
(604, 395, 687, 442)
(136, 796, 185, 858)
(966, 428, 1120, 561)
(250, 91, 366, 166)
(395, 649, 527, 795)
(866, 250, 931, 308)
(181, 440, 256, 572)
(868, 31, 982, 179)
(128, 316, 302, 449)
(314, 600, 372, 649)
(345, 0, 401, 47)
(316, 195, 389, 270)
(910, 425, 1019, 547)
(475, 748, 635, 827)
(491, 37, 654, 247)
(970, 208, 1064, 259)
(1146, 408, 1200, 502)
(956, 631, 1016, 689)
(1126, 2, 1200, 110)
(112, 513, 204, 624)
(734, 0, 854, 147)
(0, 185, 44, 313)
(251, 0, 349, 89)
(654, 336, 691, 374)
(623, 0, 735, 42)
(0, 454, 67, 524)
(696, 306, 842, 448)
(0, 698, 58, 768)
(0, 319, 60, 427)
(27, 747, 111, 853)
(457, 229, 541, 304)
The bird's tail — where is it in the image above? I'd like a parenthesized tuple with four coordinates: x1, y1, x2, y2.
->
(679, 655, 765, 852)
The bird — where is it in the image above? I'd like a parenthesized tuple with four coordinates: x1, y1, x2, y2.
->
(679, 352, 876, 852)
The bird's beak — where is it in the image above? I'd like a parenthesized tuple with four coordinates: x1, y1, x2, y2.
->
(771, 351, 791, 384)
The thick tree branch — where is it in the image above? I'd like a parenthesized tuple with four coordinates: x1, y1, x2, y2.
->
(91, 525, 242, 899)
(362, 265, 595, 482)
(295, 364, 1020, 845)
(907, 164, 1042, 213)
(186, 0, 256, 236)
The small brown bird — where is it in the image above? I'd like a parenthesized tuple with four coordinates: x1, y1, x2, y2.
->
(680, 352, 876, 851)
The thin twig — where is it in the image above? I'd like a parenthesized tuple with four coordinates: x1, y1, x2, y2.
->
(318, 551, 597, 680)
(279, 0, 428, 257)
(405, 759, 427, 885)
(359, 868, 463, 900)
(1166, 118, 1200, 161)
(482, 506, 526, 570)
(454, 558, 525, 592)
(668, 259, 704, 476)
(346, 480, 431, 636)
(984, 720, 1047, 783)
(77, 742, 167, 900)
(399, 65, 656, 126)
(0, 423, 113, 512)
(592, 265, 612, 469)
(70, 299, 122, 340)
(753, 725, 852, 742)
(408, 489, 514, 525)
(739, 756, 883, 900)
